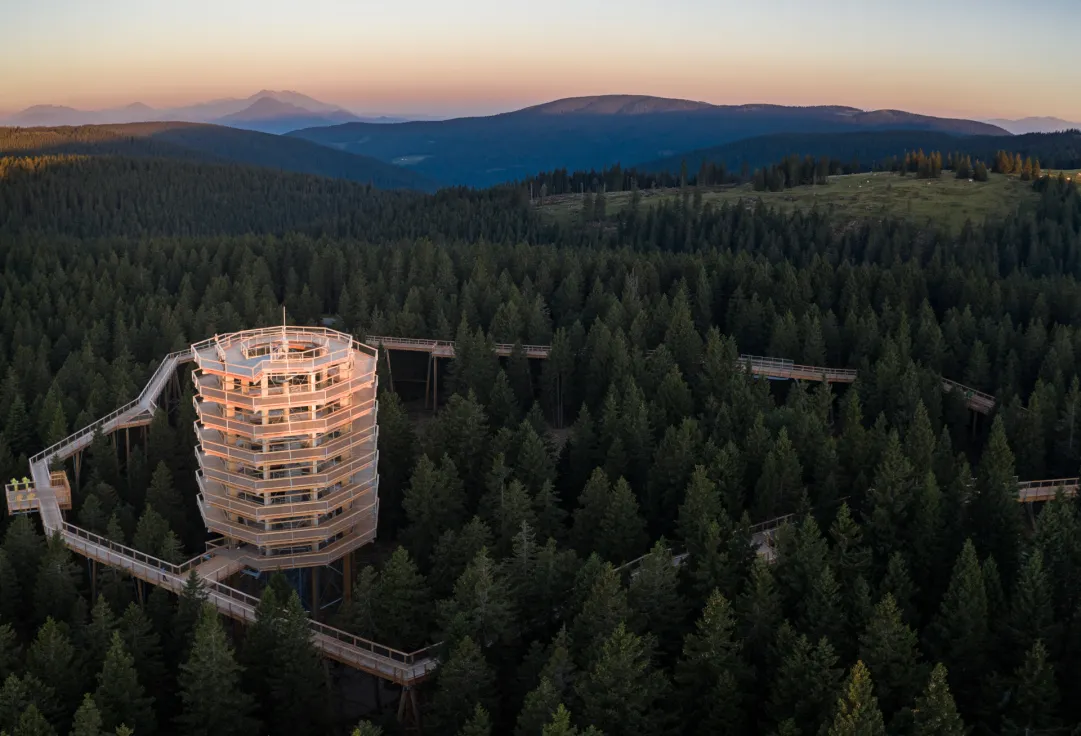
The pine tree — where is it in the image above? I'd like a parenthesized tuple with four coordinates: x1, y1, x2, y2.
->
(1003, 640, 1059, 735)
(768, 625, 843, 734)
(928, 539, 987, 711)
(970, 417, 1023, 578)
(627, 541, 687, 658)
(70, 694, 105, 736)
(858, 595, 925, 718)
(402, 454, 466, 564)
(597, 477, 647, 564)
(570, 562, 631, 668)
(431, 637, 495, 734)
(754, 428, 803, 520)
(0, 624, 20, 682)
(576, 623, 670, 736)
(827, 661, 886, 736)
(516, 676, 561, 736)
(264, 591, 326, 736)
(438, 547, 516, 649)
(458, 704, 492, 736)
(676, 590, 747, 735)
(541, 704, 603, 736)
(26, 619, 81, 726)
(12, 704, 55, 736)
(145, 461, 185, 538)
(118, 602, 166, 703)
(911, 664, 965, 736)
(371, 546, 431, 651)
(1004, 549, 1059, 668)
(94, 631, 155, 736)
(174, 570, 208, 658)
(33, 533, 80, 625)
(176, 606, 257, 736)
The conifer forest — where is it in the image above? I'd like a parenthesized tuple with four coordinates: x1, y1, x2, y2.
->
(2, 152, 1081, 736)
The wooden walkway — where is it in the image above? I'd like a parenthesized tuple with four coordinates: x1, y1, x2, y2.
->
(370, 334, 995, 413)
(4, 331, 1055, 688)
(5, 345, 438, 686)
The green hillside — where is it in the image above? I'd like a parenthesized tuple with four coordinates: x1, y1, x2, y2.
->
(0, 122, 437, 191)
(538, 171, 1038, 232)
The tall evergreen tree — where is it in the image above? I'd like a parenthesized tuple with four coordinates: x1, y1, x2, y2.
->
(94, 631, 155, 736)
(176, 606, 257, 736)
(575, 623, 670, 736)
(826, 661, 886, 736)
(911, 664, 965, 736)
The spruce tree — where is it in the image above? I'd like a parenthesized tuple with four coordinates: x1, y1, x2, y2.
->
(458, 704, 492, 736)
(827, 661, 886, 736)
(515, 677, 561, 736)
(12, 704, 55, 736)
(264, 591, 326, 736)
(570, 562, 631, 668)
(858, 595, 925, 718)
(372, 546, 431, 651)
(176, 606, 257, 736)
(768, 625, 843, 734)
(970, 417, 1023, 578)
(575, 623, 670, 736)
(1003, 640, 1059, 735)
(94, 631, 155, 736)
(70, 694, 105, 736)
(438, 547, 516, 649)
(911, 664, 965, 736)
(33, 533, 80, 626)
(402, 454, 466, 564)
(928, 539, 987, 711)
(676, 590, 747, 735)
(26, 619, 81, 725)
(627, 541, 687, 657)
(431, 637, 495, 734)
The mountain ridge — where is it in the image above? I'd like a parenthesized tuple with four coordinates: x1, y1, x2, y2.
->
(289, 95, 1009, 187)
(0, 121, 437, 191)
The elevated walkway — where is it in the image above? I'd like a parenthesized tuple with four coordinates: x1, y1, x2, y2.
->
(6, 343, 438, 686)
(371, 334, 995, 412)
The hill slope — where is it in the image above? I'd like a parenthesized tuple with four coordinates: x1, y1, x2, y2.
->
(639, 130, 1081, 175)
(0, 122, 437, 191)
(289, 95, 1008, 187)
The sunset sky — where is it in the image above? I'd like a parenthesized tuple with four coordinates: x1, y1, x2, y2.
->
(3, 0, 1079, 121)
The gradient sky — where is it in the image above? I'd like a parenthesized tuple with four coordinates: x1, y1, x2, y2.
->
(3, 0, 1079, 120)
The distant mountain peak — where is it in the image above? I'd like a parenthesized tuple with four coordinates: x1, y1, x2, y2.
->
(223, 96, 313, 121)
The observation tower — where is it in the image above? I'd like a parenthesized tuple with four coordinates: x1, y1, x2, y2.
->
(192, 326, 379, 569)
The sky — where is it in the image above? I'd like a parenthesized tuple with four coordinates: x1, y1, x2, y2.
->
(2, 0, 1079, 121)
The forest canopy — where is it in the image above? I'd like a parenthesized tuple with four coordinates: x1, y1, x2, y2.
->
(0, 150, 1080, 735)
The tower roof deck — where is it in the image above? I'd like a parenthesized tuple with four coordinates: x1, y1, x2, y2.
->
(192, 326, 375, 380)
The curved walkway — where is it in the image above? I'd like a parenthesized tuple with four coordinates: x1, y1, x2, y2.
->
(5, 332, 1071, 685)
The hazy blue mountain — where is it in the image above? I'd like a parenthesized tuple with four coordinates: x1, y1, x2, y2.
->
(213, 96, 362, 134)
(987, 116, 1081, 134)
(0, 121, 437, 191)
(289, 95, 1009, 187)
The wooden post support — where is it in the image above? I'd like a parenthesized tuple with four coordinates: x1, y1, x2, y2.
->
(424, 353, 432, 410)
(311, 566, 320, 621)
(343, 552, 353, 603)
(432, 356, 438, 411)
(73, 451, 82, 489)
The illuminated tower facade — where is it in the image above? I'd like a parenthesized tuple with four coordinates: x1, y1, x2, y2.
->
(192, 327, 379, 569)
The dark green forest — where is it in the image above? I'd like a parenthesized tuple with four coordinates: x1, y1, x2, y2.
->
(1, 151, 1081, 736)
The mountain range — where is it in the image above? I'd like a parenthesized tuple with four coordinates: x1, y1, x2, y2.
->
(0, 90, 420, 133)
(986, 117, 1081, 135)
(289, 94, 1010, 187)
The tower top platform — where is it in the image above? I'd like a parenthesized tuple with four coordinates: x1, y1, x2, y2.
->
(192, 326, 375, 379)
